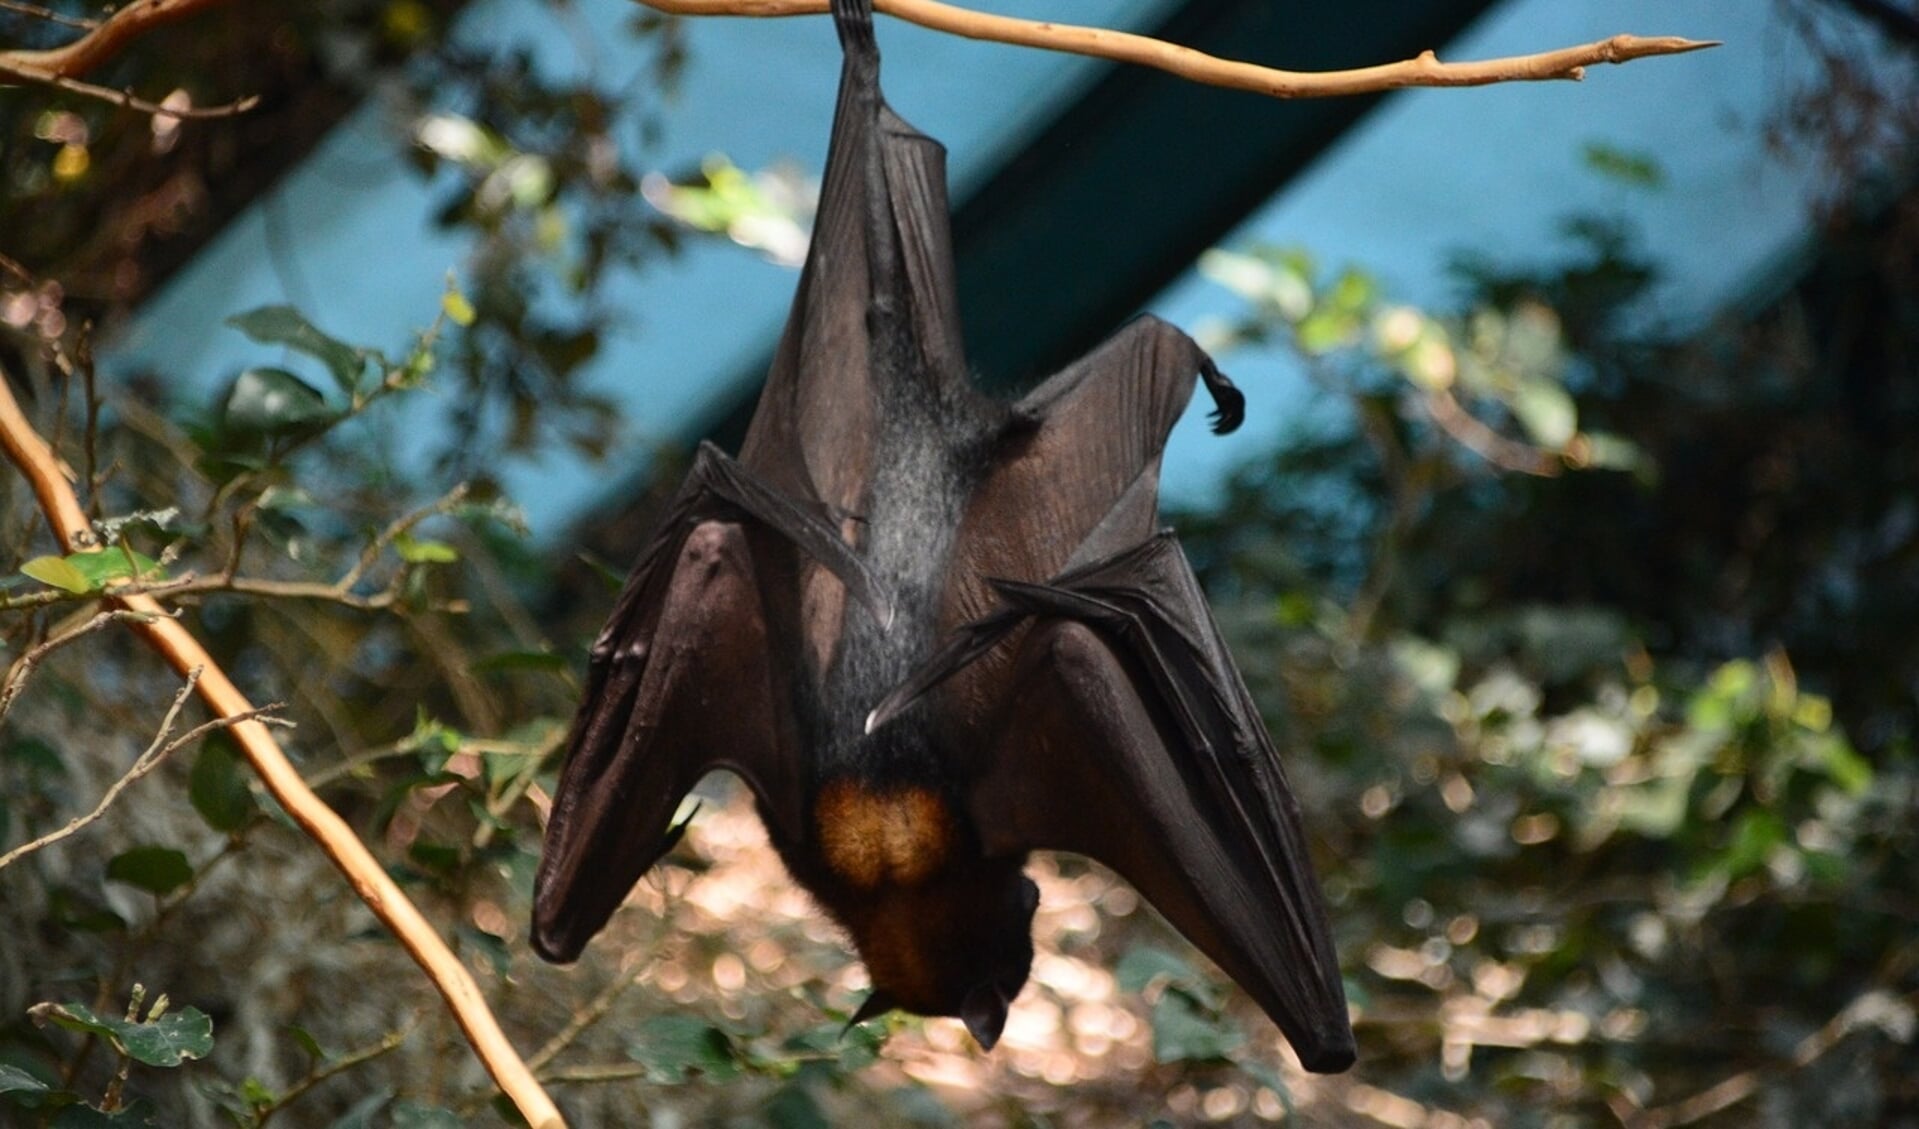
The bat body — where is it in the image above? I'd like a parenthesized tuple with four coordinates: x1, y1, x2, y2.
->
(533, 0, 1355, 1072)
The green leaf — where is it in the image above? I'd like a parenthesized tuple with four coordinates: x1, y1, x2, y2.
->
(1510, 379, 1578, 448)
(48, 886, 126, 933)
(226, 307, 368, 392)
(4, 736, 64, 776)
(763, 1083, 830, 1129)
(105, 846, 193, 896)
(626, 1016, 740, 1084)
(441, 289, 477, 328)
(1819, 739, 1873, 795)
(20, 556, 91, 594)
(65, 548, 165, 589)
(1582, 142, 1666, 189)
(222, 368, 339, 435)
(1721, 809, 1787, 879)
(1149, 990, 1245, 1064)
(0, 1064, 51, 1095)
(190, 733, 255, 833)
(393, 533, 458, 564)
(36, 1002, 213, 1068)
(836, 1020, 886, 1072)
(1115, 946, 1204, 995)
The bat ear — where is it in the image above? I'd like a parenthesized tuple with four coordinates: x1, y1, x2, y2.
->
(960, 983, 1011, 1050)
(844, 989, 898, 1037)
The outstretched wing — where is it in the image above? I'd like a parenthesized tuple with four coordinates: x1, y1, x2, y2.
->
(737, 0, 971, 517)
(957, 536, 1354, 1072)
(532, 446, 881, 962)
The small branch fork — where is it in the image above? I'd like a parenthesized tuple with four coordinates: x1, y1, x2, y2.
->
(634, 0, 1718, 98)
(0, 370, 566, 1129)
(0, 0, 256, 117)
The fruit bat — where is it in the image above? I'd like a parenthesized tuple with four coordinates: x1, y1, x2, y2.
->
(531, 0, 1355, 1073)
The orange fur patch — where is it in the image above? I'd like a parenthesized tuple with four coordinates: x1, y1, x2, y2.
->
(814, 780, 954, 889)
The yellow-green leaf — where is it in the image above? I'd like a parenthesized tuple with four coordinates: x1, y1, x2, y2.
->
(21, 555, 92, 594)
(441, 289, 476, 328)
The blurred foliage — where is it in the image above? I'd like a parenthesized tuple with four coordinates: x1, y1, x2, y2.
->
(3, 0, 1918, 1127)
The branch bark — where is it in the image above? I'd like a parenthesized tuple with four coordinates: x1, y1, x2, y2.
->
(0, 0, 231, 79)
(634, 0, 1717, 98)
(0, 370, 565, 1129)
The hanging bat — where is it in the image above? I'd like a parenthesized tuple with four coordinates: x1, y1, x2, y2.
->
(531, 0, 1355, 1073)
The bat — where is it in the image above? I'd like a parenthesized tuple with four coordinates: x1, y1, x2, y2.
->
(531, 0, 1355, 1073)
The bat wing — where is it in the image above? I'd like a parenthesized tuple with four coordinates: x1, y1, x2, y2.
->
(532, 445, 885, 962)
(874, 535, 1355, 1072)
(736, 0, 970, 517)
(941, 315, 1243, 625)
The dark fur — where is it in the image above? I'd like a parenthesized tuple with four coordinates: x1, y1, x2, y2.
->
(532, 0, 1355, 1071)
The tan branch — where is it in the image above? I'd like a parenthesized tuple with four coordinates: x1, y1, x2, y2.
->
(0, 0, 98, 31)
(635, 0, 1717, 98)
(0, 58, 259, 118)
(0, 371, 565, 1129)
(1422, 389, 1564, 477)
(0, 0, 230, 79)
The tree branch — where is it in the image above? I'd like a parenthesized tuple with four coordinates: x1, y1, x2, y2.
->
(0, 0, 97, 32)
(1623, 987, 1919, 1129)
(0, 369, 565, 1129)
(634, 0, 1717, 98)
(0, 0, 230, 79)
(0, 58, 259, 118)
(0, 607, 170, 727)
(0, 670, 286, 871)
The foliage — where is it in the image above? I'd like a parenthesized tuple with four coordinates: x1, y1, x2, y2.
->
(1169, 167, 1919, 1124)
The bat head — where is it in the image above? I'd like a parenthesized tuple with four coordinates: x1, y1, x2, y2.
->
(840, 869, 1039, 1050)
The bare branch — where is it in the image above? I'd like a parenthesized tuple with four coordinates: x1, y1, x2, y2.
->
(0, 58, 259, 118)
(1625, 987, 1919, 1128)
(333, 482, 472, 594)
(0, 0, 98, 31)
(528, 967, 648, 1077)
(1421, 389, 1565, 477)
(0, 0, 231, 79)
(0, 670, 287, 871)
(634, 0, 1717, 99)
(0, 368, 566, 1129)
(0, 607, 171, 727)
(256, 1023, 416, 1127)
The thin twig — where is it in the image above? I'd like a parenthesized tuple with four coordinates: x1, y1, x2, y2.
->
(0, 250, 35, 285)
(0, 607, 169, 727)
(0, 0, 98, 31)
(635, 0, 1717, 99)
(334, 482, 472, 594)
(256, 1022, 416, 1127)
(0, 671, 286, 871)
(0, 58, 259, 118)
(0, 367, 565, 1129)
(1421, 389, 1564, 477)
(539, 1063, 653, 1085)
(528, 969, 648, 1077)
(1623, 986, 1919, 1128)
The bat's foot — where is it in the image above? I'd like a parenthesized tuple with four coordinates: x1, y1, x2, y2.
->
(1201, 357, 1246, 435)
